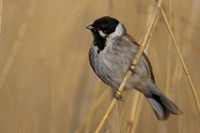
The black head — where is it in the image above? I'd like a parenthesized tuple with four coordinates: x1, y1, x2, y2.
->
(87, 16, 120, 38)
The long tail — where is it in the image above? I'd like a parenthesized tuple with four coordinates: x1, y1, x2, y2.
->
(145, 82, 182, 120)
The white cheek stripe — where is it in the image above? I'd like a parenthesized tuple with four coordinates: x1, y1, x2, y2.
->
(98, 30, 107, 38)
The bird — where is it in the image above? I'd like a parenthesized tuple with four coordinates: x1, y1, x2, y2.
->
(87, 16, 182, 120)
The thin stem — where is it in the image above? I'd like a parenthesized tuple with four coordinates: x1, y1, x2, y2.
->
(159, 7, 200, 113)
(0, 0, 3, 44)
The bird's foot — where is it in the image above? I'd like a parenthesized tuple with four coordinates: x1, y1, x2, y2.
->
(129, 63, 136, 73)
(114, 90, 124, 101)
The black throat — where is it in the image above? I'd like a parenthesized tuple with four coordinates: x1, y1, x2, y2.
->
(93, 32, 106, 54)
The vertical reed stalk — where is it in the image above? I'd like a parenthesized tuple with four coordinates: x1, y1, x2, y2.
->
(159, 7, 200, 113)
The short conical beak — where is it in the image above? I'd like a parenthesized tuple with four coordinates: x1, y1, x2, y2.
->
(86, 24, 93, 30)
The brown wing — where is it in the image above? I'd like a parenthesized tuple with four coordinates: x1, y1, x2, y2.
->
(143, 53, 155, 83)
(123, 33, 140, 46)
(124, 33, 155, 83)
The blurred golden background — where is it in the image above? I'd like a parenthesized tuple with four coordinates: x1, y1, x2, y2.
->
(0, 0, 200, 132)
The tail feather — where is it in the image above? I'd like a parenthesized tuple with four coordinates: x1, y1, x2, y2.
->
(147, 97, 170, 120)
(145, 83, 182, 120)
(158, 92, 182, 115)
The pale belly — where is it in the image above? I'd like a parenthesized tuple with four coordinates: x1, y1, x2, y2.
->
(94, 52, 146, 90)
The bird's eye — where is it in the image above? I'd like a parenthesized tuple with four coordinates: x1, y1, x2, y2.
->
(102, 29, 108, 33)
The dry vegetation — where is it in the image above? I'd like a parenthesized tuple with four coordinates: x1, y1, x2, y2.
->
(0, 0, 200, 133)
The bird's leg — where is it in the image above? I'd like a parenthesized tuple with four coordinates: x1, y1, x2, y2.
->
(114, 89, 124, 101)
(113, 64, 137, 101)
